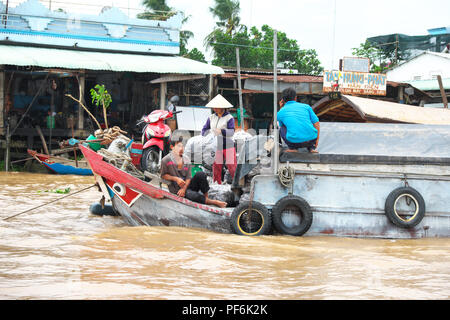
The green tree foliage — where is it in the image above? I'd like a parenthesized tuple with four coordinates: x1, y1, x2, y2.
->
(205, 0, 241, 51)
(90, 84, 112, 129)
(352, 40, 388, 73)
(138, 0, 174, 20)
(205, 0, 323, 75)
(209, 25, 323, 75)
(352, 40, 410, 73)
(179, 14, 206, 62)
(209, 0, 241, 35)
(182, 48, 207, 63)
(179, 15, 194, 53)
(142, 0, 171, 11)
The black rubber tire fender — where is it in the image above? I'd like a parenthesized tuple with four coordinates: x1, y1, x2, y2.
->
(272, 195, 313, 236)
(231, 201, 272, 236)
(384, 186, 426, 229)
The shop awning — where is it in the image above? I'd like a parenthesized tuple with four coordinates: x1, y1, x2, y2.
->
(0, 44, 224, 75)
(312, 94, 450, 124)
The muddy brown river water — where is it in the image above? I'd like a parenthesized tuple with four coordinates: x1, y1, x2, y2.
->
(0, 172, 449, 300)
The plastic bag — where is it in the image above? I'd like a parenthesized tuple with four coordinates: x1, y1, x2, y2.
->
(107, 135, 131, 155)
(232, 130, 252, 142)
(185, 133, 217, 169)
(208, 183, 235, 206)
(184, 135, 204, 162)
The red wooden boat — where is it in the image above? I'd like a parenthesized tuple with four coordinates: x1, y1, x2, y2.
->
(79, 144, 237, 234)
(28, 149, 93, 176)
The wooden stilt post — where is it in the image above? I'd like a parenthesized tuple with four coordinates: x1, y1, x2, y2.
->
(0, 66, 4, 131)
(5, 119, 10, 172)
(78, 72, 85, 130)
(437, 75, 448, 109)
(0, 66, 6, 171)
(160, 82, 167, 110)
(35, 125, 49, 155)
(208, 74, 214, 101)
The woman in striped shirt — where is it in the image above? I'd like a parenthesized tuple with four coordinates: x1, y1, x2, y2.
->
(202, 94, 237, 185)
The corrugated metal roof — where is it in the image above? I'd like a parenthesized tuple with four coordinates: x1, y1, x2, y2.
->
(0, 44, 224, 74)
(404, 78, 450, 91)
(219, 72, 322, 83)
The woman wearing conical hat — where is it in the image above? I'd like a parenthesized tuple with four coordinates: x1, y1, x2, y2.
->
(201, 94, 237, 185)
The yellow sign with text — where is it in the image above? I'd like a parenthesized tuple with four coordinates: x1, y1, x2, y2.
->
(323, 70, 387, 96)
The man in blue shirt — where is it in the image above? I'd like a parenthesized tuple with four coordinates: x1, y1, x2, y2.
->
(277, 88, 320, 153)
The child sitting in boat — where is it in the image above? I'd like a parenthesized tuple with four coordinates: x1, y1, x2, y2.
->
(160, 136, 227, 208)
(277, 87, 320, 153)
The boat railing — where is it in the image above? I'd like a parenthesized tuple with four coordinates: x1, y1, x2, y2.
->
(292, 168, 450, 181)
(279, 151, 450, 166)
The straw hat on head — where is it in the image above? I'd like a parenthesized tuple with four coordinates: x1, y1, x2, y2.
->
(206, 94, 233, 109)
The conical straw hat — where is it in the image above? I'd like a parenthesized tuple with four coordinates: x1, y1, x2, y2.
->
(206, 94, 233, 109)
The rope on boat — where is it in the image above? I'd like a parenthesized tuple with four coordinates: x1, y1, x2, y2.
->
(97, 148, 145, 180)
(278, 165, 295, 188)
(94, 126, 128, 145)
(3, 184, 97, 221)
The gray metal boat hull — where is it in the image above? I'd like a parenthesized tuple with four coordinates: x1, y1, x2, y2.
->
(111, 192, 233, 234)
(252, 172, 450, 238)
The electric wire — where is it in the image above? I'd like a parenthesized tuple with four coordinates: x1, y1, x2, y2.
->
(209, 41, 303, 53)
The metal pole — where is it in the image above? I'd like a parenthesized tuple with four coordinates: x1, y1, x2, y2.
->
(236, 47, 244, 130)
(273, 30, 279, 174)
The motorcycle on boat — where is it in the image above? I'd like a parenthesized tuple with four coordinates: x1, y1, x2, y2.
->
(138, 109, 181, 173)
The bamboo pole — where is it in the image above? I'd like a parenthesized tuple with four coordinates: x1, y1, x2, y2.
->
(65, 94, 102, 130)
(3, 184, 96, 221)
